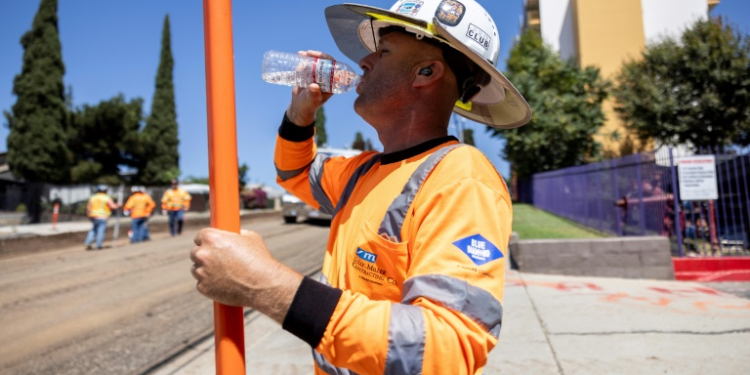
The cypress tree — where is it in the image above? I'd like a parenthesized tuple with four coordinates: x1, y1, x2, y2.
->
(314, 106, 328, 147)
(462, 128, 475, 146)
(140, 15, 180, 185)
(4, 0, 71, 183)
(352, 132, 365, 151)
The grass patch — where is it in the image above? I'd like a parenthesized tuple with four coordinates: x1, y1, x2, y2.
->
(512, 204, 607, 239)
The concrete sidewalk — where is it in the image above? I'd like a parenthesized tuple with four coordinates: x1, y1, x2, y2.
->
(151, 266, 750, 375)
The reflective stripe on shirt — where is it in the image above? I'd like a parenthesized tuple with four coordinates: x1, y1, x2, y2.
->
(402, 274, 503, 339)
(379, 144, 463, 242)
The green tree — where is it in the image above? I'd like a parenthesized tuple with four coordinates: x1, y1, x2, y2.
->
(4, 0, 71, 183)
(182, 176, 209, 185)
(619, 135, 636, 156)
(352, 132, 365, 151)
(463, 128, 475, 146)
(183, 163, 249, 190)
(489, 29, 609, 177)
(613, 18, 750, 150)
(315, 106, 328, 147)
(140, 15, 180, 185)
(238, 163, 249, 191)
(68, 95, 144, 184)
(365, 138, 375, 151)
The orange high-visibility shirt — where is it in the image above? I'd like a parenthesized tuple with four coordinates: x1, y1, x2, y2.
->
(161, 188, 191, 211)
(124, 192, 156, 219)
(88, 193, 114, 219)
(275, 124, 510, 375)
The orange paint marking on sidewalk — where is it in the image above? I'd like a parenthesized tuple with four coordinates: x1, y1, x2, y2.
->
(693, 301, 750, 311)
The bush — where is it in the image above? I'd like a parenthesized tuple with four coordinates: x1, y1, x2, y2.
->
(15, 204, 27, 213)
(241, 188, 269, 209)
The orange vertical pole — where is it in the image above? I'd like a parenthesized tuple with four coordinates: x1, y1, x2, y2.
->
(202, 0, 246, 374)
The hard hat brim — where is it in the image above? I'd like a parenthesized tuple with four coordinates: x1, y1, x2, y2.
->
(325, 4, 531, 129)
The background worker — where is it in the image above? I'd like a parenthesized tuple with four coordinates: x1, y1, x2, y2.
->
(191, 1, 531, 373)
(123, 186, 156, 243)
(85, 185, 119, 250)
(162, 179, 191, 236)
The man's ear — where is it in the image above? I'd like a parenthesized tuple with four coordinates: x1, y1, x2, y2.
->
(413, 61, 445, 88)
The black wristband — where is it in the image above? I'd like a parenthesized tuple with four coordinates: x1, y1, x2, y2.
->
(279, 112, 315, 142)
(282, 276, 343, 348)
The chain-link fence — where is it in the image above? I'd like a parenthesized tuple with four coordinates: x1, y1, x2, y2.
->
(533, 146, 750, 257)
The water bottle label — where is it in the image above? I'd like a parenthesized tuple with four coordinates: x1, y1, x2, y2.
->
(312, 58, 335, 93)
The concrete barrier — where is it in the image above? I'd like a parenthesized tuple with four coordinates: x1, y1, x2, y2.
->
(0, 210, 281, 258)
(508, 234, 675, 280)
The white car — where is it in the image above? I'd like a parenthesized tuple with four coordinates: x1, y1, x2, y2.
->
(281, 147, 363, 224)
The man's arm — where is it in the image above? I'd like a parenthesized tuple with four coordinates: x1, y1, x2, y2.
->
(145, 197, 156, 215)
(107, 198, 119, 210)
(191, 228, 303, 324)
(192, 150, 511, 375)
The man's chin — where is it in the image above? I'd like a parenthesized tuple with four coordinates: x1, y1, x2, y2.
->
(353, 96, 363, 117)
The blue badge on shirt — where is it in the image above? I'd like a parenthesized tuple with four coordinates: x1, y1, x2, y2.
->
(452, 234, 503, 266)
(356, 248, 377, 263)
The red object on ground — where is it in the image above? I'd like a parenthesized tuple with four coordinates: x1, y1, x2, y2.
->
(52, 203, 59, 230)
(673, 257, 750, 282)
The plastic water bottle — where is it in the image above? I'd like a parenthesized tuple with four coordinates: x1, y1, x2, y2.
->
(261, 51, 361, 94)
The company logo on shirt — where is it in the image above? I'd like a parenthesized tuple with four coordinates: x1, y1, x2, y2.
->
(356, 248, 377, 263)
(452, 234, 503, 266)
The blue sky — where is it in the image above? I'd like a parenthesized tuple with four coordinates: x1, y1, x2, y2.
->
(1, 0, 748, 187)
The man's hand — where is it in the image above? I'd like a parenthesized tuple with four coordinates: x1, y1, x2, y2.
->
(190, 228, 304, 324)
(286, 50, 335, 126)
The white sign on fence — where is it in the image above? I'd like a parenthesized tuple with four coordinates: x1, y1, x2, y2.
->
(677, 155, 719, 200)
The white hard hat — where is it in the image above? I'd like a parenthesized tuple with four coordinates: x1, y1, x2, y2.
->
(131, 186, 143, 193)
(325, 0, 531, 128)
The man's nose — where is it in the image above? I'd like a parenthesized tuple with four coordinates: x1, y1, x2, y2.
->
(359, 52, 377, 73)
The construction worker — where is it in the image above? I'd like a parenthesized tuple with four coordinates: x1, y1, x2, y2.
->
(123, 186, 156, 243)
(191, 1, 530, 373)
(85, 185, 120, 250)
(162, 179, 191, 236)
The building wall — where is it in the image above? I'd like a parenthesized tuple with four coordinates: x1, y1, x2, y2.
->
(539, 0, 577, 62)
(573, 0, 647, 154)
(529, 0, 713, 156)
(641, 0, 708, 44)
(573, 0, 646, 78)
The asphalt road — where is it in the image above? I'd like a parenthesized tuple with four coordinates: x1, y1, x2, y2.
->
(0, 215, 330, 375)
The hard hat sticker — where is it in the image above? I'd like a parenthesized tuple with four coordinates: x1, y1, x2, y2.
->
(395, 1, 424, 16)
(467, 23, 490, 50)
(452, 234, 503, 266)
(435, 0, 465, 27)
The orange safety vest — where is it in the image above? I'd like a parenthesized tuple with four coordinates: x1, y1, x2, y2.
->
(276, 135, 511, 375)
(88, 193, 113, 219)
(161, 188, 191, 211)
(124, 192, 156, 219)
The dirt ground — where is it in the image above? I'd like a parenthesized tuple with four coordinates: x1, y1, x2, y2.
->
(0, 216, 330, 375)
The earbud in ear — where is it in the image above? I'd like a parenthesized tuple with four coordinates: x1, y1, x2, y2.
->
(419, 67, 433, 76)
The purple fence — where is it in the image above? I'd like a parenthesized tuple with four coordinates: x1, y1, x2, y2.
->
(533, 146, 750, 257)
